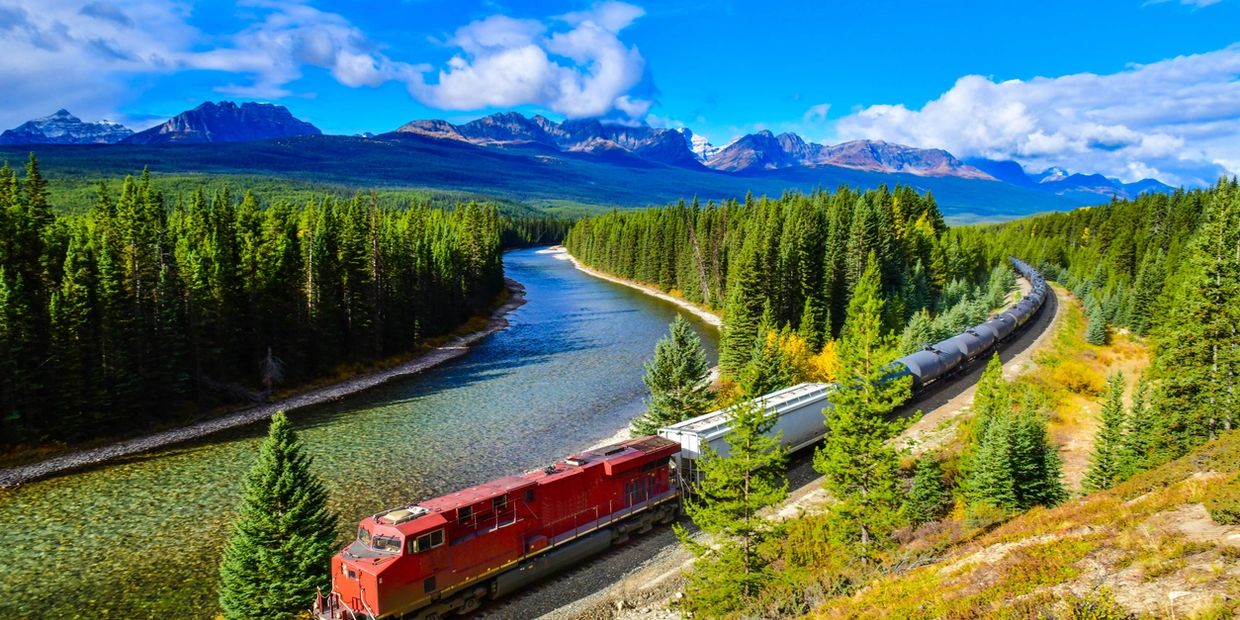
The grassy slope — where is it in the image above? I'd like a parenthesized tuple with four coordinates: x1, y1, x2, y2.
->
(1017, 285, 1151, 490)
(812, 432, 1240, 619)
(809, 287, 1238, 620)
(0, 134, 1089, 220)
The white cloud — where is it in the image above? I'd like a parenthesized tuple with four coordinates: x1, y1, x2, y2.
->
(186, 2, 422, 98)
(408, 2, 649, 119)
(802, 103, 830, 124)
(834, 44, 1240, 185)
(1146, 0, 1226, 8)
(0, 1, 651, 130)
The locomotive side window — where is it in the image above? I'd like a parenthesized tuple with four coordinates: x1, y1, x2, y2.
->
(493, 496, 508, 511)
(458, 506, 472, 525)
(525, 489, 535, 503)
(411, 529, 445, 553)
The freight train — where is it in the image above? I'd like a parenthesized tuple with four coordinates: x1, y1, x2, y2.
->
(315, 258, 1048, 620)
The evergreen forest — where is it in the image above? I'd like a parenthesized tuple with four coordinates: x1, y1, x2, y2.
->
(564, 187, 999, 380)
(0, 156, 540, 448)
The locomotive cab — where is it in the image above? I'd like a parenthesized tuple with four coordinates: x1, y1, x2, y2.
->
(321, 506, 449, 619)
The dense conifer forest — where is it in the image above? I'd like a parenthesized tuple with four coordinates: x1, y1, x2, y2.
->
(564, 187, 995, 379)
(577, 180, 1240, 617)
(0, 156, 527, 448)
(982, 178, 1240, 470)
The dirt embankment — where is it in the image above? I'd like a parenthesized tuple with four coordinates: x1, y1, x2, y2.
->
(0, 279, 528, 489)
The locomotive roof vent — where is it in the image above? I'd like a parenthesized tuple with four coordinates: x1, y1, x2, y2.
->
(378, 506, 429, 525)
(565, 457, 588, 466)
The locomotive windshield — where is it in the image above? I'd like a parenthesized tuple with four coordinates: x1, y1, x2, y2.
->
(357, 526, 371, 545)
(371, 535, 402, 554)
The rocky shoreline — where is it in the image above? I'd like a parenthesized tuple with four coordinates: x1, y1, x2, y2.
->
(547, 246, 722, 329)
(0, 278, 527, 489)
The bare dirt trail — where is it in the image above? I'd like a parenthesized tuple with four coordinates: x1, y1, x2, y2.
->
(0, 279, 528, 489)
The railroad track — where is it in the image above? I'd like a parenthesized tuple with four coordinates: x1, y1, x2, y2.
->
(474, 288, 1060, 620)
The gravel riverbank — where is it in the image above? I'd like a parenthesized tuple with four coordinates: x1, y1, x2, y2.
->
(0, 278, 527, 489)
(547, 247, 722, 329)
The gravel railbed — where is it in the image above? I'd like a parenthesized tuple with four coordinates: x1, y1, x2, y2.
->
(0, 278, 527, 489)
(485, 288, 1062, 620)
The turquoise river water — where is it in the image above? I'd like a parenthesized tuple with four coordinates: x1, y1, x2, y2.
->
(0, 247, 718, 619)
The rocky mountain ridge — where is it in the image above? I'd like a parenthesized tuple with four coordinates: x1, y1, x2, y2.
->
(0, 109, 133, 145)
(122, 101, 321, 145)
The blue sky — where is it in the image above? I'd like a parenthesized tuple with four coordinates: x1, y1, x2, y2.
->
(2, 0, 1239, 184)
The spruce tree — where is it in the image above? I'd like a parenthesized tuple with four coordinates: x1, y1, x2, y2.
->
(1085, 297, 1108, 345)
(1008, 407, 1066, 509)
(630, 314, 713, 436)
(1118, 377, 1155, 480)
(1153, 181, 1240, 449)
(959, 354, 1009, 481)
(813, 254, 910, 563)
(1084, 372, 1127, 491)
(219, 411, 338, 620)
(678, 397, 787, 616)
(719, 238, 765, 376)
(906, 456, 951, 527)
(964, 411, 1018, 514)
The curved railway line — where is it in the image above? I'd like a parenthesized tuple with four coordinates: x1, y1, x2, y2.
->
(476, 277, 1060, 620)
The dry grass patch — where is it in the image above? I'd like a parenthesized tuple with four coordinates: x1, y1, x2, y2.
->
(1013, 284, 1151, 490)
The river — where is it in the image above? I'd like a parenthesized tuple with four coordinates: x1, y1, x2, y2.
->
(0, 247, 718, 619)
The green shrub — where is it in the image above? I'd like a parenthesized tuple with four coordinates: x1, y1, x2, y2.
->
(1063, 588, 1136, 619)
(1205, 473, 1240, 525)
(964, 501, 1009, 530)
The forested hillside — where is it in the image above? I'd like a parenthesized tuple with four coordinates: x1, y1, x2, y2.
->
(565, 187, 997, 379)
(0, 156, 510, 448)
(983, 179, 1239, 468)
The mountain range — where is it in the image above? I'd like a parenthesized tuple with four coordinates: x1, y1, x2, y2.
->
(122, 101, 321, 145)
(0, 109, 133, 145)
(0, 102, 1177, 219)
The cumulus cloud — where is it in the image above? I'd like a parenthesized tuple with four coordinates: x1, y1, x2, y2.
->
(186, 2, 423, 98)
(408, 2, 650, 119)
(0, 1, 651, 130)
(834, 44, 1240, 186)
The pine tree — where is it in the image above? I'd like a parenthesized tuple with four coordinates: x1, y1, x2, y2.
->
(719, 238, 765, 376)
(1085, 297, 1108, 345)
(1008, 407, 1066, 509)
(965, 382, 1065, 517)
(218, 411, 338, 620)
(678, 397, 787, 616)
(1118, 377, 1156, 480)
(965, 411, 1018, 513)
(1153, 182, 1240, 450)
(630, 314, 713, 436)
(813, 254, 910, 563)
(959, 354, 1009, 480)
(906, 456, 951, 526)
(738, 306, 795, 397)
(1084, 372, 1127, 491)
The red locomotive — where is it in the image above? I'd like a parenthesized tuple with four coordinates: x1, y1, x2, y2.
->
(315, 436, 681, 619)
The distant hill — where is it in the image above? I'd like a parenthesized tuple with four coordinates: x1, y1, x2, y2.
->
(0, 132, 1088, 222)
(966, 157, 1174, 201)
(0, 109, 132, 145)
(397, 112, 702, 168)
(122, 101, 320, 145)
(0, 105, 1179, 221)
(706, 130, 993, 180)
